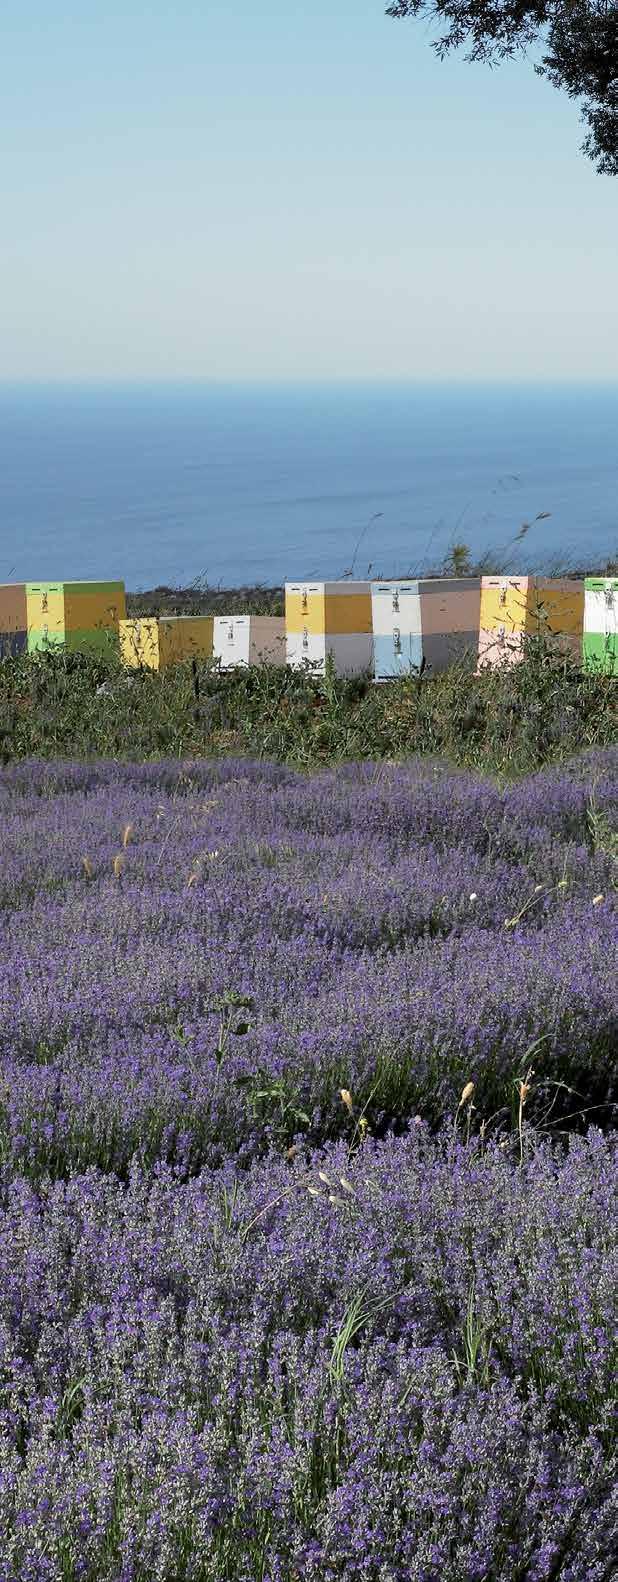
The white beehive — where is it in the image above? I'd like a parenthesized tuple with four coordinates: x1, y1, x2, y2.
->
(285, 580, 373, 676)
(212, 615, 286, 669)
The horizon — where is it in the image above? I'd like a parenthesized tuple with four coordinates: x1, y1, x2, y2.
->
(2, 376, 618, 390)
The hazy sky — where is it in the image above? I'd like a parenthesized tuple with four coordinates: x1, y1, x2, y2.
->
(2, 0, 617, 381)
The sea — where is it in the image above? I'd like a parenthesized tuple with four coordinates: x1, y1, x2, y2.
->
(0, 382, 616, 589)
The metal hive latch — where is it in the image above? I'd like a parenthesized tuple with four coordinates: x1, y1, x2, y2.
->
(301, 588, 308, 613)
(392, 589, 399, 613)
(499, 579, 508, 606)
(302, 626, 309, 649)
(393, 627, 402, 654)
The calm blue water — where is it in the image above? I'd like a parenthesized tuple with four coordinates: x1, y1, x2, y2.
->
(0, 383, 616, 588)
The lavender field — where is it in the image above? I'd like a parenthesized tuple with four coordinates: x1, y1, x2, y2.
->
(0, 752, 616, 1580)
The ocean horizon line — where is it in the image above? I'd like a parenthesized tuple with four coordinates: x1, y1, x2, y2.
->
(2, 376, 618, 393)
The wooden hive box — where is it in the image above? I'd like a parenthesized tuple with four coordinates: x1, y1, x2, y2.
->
(477, 577, 584, 669)
(417, 578, 481, 673)
(286, 580, 373, 676)
(25, 581, 126, 654)
(61, 581, 126, 652)
(371, 578, 480, 679)
(0, 583, 28, 656)
(371, 581, 422, 679)
(213, 615, 286, 669)
(25, 582, 66, 651)
(119, 615, 214, 670)
(583, 578, 617, 675)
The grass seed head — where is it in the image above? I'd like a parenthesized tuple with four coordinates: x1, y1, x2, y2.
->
(112, 853, 125, 879)
(459, 1081, 475, 1108)
(122, 822, 134, 849)
(82, 856, 94, 880)
(340, 1088, 354, 1112)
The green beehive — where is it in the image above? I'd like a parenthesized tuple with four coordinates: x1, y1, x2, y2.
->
(583, 578, 617, 676)
(25, 581, 126, 654)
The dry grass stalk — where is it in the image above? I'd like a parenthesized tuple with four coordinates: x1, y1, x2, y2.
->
(454, 1079, 476, 1145)
(518, 1066, 535, 1165)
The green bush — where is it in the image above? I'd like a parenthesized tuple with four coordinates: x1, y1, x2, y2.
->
(0, 628, 614, 774)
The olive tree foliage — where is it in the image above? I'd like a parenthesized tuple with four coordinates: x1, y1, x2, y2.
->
(386, 1, 618, 173)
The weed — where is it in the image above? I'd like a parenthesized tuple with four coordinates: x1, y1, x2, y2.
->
(0, 625, 614, 775)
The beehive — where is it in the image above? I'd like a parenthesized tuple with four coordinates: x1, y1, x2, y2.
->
(371, 581, 422, 679)
(0, 583, 28, 656)
(477, 577, 584, 669)
(583, 578, 617, 675)
(27, 580, 126, 653)
(371, 578, 481, 680)
(212, 615, 286, 669)
(285, 580, 373, 676)
(119, 615, 214, 670)
(0, 580, 126, 655)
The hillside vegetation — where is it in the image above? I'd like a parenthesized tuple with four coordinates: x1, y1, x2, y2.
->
(0, 628, 615, 775)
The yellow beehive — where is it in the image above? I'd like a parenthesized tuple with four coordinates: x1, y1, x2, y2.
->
(26, 580, 125, 652)
(477, 576, 584, 668)
(286, 580, 373, 675)
(119, 615, 214, 670)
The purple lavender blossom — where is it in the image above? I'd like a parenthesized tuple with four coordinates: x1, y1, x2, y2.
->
(0, 750, 615, 1577)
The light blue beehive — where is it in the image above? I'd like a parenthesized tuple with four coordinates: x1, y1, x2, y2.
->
(371, 582, 423, 679)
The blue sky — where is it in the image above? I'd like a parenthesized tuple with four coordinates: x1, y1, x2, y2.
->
(1, 0, 617, 380)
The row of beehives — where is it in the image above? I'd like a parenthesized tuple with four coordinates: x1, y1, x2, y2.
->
(121, 576, 616, 677)
(0, 575, 616, 675)
(287, 576, 618, 677)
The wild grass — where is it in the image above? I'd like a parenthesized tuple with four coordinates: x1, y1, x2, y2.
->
(0, 625, 614, 775)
